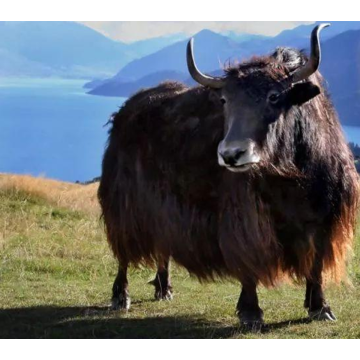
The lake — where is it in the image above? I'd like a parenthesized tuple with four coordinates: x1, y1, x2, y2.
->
(1, 78, 359, 183)
(0, 78, 123, 182)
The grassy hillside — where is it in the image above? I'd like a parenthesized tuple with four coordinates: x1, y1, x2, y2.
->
(1, 174, 360, 338)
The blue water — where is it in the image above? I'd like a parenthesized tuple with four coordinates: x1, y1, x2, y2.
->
(0, 78, 124, 182)
(0, 78, 359, 182)
(343, 126, 360, 145)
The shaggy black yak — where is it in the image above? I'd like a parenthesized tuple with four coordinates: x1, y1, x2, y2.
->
(98, 24, 359, 327)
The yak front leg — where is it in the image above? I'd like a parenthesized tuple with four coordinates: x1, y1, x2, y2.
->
(236, 281, 264, 329)
(111, 262, 131, 311)
(304, 252, 336, 321)
(150, 258, 173, 301)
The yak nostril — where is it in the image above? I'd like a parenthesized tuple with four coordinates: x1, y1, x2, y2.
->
(220, 149, 246, 166)
(220, 152, 233, 166)
(234, 149, 246, 161)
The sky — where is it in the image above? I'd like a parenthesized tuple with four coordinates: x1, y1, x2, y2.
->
(80, 21, 314, 43)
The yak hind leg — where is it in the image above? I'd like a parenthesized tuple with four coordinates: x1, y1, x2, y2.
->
(149, 258, 173, 301)
(236, 281, 264, 330)
(304, 252, 336, 322)
(111, 262, 131, 311)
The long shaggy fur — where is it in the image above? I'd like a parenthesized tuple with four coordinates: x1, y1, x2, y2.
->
(98, 48, 359, 287)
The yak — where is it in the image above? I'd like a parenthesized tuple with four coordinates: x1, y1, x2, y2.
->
(98, 24, 359, 327)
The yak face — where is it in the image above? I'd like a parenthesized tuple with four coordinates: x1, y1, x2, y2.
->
(215, 69, 320, 172)
(186, 24, 329, 173)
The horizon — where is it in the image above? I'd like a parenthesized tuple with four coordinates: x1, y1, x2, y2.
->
(79, 21, 314, 42)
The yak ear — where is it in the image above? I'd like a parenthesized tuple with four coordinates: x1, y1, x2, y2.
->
(287, 82, 321, 106)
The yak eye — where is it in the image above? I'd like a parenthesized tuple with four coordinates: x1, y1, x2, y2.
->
(268, 92, 280, 104)
(220, 98, 226, 105)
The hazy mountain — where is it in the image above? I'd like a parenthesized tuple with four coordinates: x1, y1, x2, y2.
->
(86, 28, 302, 97)
(86, 22, 360, 127)
(87, 24, 319, 93)
(227, 22, 360, 59)
(86, 30, 244, 95)
(127, 33, 187, 57)
(101, 23, 360, 85)
(221, 31, 270, 43)
(0, 22, 186, 79)
(276, 21, 360, 44)
(0, 21, 135, 78)
(0, 48, 54, 77)
(320, 29, 360, 126)
(83, 78, 111, 90)
(88, 70, 188, 97)
(112, 30, 241, 82)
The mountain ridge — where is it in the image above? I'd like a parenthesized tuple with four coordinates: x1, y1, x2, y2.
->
(0, 22, 187, 79)
(88, 24, 360, 127)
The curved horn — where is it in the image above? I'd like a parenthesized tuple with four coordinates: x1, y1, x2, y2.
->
(290, 23, 330, 83)
(187, 38, 226, 89)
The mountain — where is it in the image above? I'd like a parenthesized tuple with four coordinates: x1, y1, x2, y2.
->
(226, 21, 360, 59)
(87, 22, 360, 127)
(112, 30, 241, 82)
(86, 30, 245, 95)
(221, 32, 270, 43)
(278, 21, 360, 42)
(126, 33, 187, 58)
(0, 22, 186, 79)
(87, 26, 312, 97)
(89, 70, 188, 97)
(0, 21, 136, 79)
(99, 22, 360, 85)
(320, 29, 360, 126)
(87, 25, 323, 96)
(0, 48, 54, 78)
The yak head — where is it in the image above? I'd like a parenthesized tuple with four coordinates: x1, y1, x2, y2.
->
(187, 24, 329, 173)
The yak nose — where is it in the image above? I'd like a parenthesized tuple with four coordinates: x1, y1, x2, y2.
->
(219, 148, 246, 166)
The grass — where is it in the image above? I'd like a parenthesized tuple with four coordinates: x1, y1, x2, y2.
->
(1, 174, 360, 338)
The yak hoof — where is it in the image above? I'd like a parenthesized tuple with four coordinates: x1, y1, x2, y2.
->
(155, 288, 173, 301)
(308, 307, 337, 322)
(239, 319, 265, 332)
(111, 293, 131, 311)
(149, 279, 173, 301)
(238, 310, 264, 331)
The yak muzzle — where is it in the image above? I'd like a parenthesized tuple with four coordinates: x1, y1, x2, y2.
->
(217, 139, 260, 172)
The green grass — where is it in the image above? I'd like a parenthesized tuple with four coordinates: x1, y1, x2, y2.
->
(1, 187, 360, 338)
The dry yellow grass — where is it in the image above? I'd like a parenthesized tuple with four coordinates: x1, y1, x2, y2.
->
(0, 173, 100, 216)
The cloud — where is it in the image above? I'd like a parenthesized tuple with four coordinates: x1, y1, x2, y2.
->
(80, 21, 314, 43)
